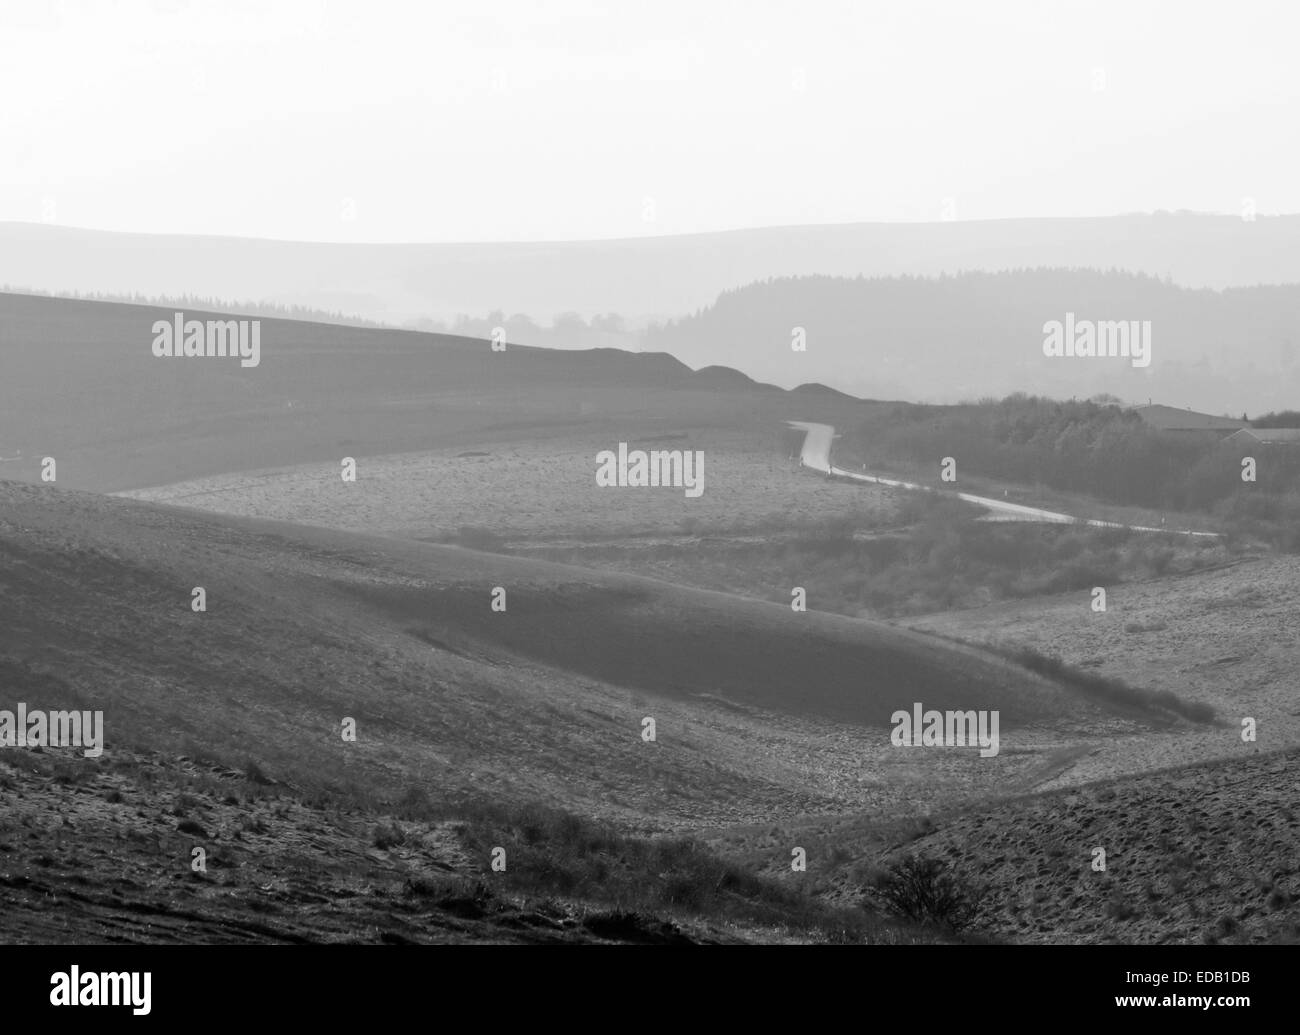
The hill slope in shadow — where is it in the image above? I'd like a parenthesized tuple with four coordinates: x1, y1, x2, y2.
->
(0, 293, 854, 494)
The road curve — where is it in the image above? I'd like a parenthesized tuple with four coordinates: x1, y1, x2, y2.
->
(787, 421, 1219, 537)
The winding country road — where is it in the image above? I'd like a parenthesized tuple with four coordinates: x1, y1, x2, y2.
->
(788, 421, 1219, 537)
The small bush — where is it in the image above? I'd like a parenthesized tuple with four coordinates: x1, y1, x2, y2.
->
(868, 855, 978, 931)
(52, 763, 91, 786)
(244, 759, 274, 786)
(373, 821, 407, 850)
(404, 876, 494, 918)
(1008, 646, 1215, 724)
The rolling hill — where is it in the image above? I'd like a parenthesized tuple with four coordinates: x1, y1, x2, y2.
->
(0, 477, 1155, 830)
(1, 478, 1271, 944)
(2, 288, 1286, 945)
(0, 292, 863, 494)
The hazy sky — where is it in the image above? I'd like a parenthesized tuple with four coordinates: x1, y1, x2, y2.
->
(2, 0, 1297, 242)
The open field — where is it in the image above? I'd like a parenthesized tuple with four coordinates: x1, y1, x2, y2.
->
(119, 432, 897, 540)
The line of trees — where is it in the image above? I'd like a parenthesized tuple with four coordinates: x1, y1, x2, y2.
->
(0, 284, 390, 328)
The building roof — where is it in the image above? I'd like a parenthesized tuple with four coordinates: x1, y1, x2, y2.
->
(1227, 427, 1300, 444)
(1131, 404, 1249, 431)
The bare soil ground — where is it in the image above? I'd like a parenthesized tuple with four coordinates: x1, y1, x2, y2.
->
(1, 744, 938, 945)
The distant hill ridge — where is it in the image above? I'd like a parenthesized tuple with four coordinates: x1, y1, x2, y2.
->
(6, 212, 1300, 327)
(646, 269, 1300, 413)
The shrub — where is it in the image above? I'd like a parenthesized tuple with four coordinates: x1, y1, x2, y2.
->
(373, 821, 407, 850)
(1008, 646, 1215, 724)
(243, 758, 273, 786)
(404, 876, 494, 918)
(868, 855, 978, 931)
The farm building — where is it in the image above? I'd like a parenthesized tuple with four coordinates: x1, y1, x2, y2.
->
(1130, 404, 1248, 437)
(1224, 427, 1300, 447)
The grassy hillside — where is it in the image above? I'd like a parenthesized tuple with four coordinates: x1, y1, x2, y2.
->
(0, 292, 864, 494)
(0, 479, 1249, 944)
(703, 745, 1300, 946)
(0, 478, 1209, 943)
(842, 748, 1300, 945)
(0, 480, 1151, 812)
(1, 742, 949, 945)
